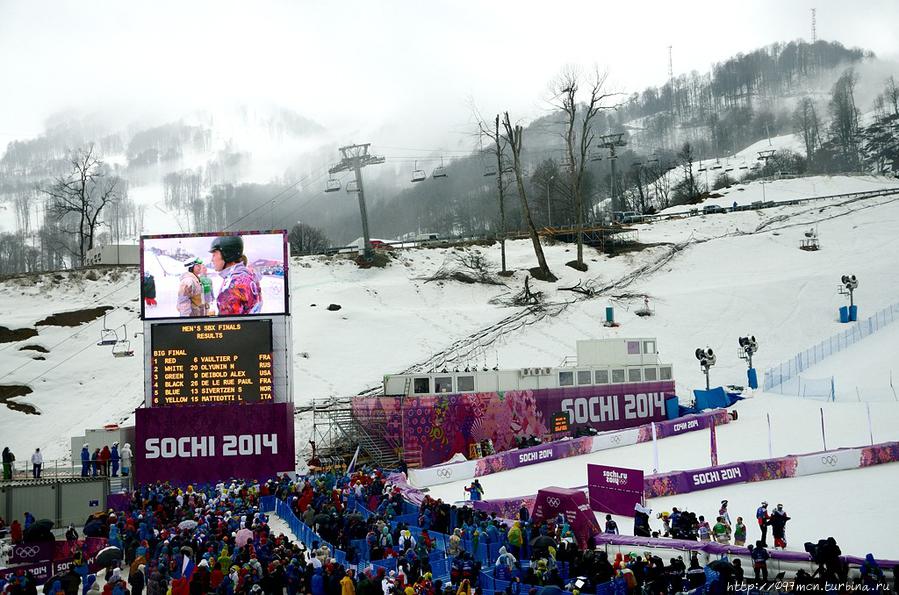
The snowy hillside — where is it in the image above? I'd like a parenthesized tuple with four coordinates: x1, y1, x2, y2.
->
(2, 174, 899, 471)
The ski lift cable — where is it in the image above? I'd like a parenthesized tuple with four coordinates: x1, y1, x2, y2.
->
(0, 309, 142, 384)
(223, 165, 331, 231)
(0, 280, 137, 355)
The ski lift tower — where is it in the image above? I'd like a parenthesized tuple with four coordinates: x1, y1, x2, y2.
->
(756, 149, 776, 202)
(329, 144, 385, 260)
(598, 133, 627, 212)
(737, 336, 759, 389)
(695, 347, 716, 391)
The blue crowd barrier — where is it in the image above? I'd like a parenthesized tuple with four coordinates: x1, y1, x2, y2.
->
(596, 577, 627, 595)
(259, 495, 276, 512)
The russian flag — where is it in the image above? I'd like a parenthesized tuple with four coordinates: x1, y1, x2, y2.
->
(180, 555, 195, 580)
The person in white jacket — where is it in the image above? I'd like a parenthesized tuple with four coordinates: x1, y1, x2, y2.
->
(120, 443, 133, 476)
(31, 448, 43, 478)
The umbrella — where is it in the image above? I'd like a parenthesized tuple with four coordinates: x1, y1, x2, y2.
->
(529, 535, 557, 549)
(83, 519, 105, 538)
(95, 546, 124, 567)
(42, 571, 81, 594)
(312, 513, 330, 527)
(708, 558, 735, 581)
(24, 519, 55, 543)
(178, 520, 198, 531)
(235, 528, 254, 548)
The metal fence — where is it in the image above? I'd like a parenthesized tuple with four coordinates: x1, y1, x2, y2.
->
(763, 302, 899, 393)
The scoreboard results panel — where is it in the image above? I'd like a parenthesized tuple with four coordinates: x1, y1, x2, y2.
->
(151, 320, 274, 406)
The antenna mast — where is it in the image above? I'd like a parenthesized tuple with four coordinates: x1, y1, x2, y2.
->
(811, 8, 817, 43)
(667, 45, 673, 80)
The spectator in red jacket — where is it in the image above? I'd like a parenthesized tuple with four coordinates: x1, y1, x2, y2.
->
(10, 519, 23, 543)
(100, 446, 111, 476)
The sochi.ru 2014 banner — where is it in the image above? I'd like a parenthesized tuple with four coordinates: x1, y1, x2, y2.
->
(587, 463, 644, 516)
(135, 402, 295, 484)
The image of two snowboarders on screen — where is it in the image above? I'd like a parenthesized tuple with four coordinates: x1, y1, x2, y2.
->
(177, 235, 262, 317)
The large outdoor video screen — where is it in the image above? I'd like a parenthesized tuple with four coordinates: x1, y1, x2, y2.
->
(141, 231, 289, 319)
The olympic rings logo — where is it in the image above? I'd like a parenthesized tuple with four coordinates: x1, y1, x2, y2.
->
(821, 455, 838, 466)
(546, 497, 561, 508)
(15, 546, 42, 558)
(611, 435, 621, 444)
(436, 468, 453, 479)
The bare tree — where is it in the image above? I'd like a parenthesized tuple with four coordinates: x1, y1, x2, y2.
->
(476, 114, 513, 274)
(288, 221, 331, 255)
(501, 112, 556, 282)
(551, 66, 613, 270)
(650, 162, 671, 210)
(829, 68, 861, 170)
(676, 142, 701, 200)
(793, 97, 822, 161)
(885, 75, 899, 118)
(42, 145, 122, 266)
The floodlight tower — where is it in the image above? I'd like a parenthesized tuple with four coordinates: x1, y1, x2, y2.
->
(695, 347, 716, 391)
(738, 336, 760, 389)
(838, 274, 859, 322)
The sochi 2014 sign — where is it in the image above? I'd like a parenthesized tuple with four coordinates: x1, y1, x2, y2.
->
(135, 402, 295, 484)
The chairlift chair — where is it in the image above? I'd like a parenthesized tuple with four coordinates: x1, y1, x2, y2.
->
(483, 165, 497, 177)
(325, 178, 341, 193)
(698, 167, 707, 172)
(97, 314, 117, 346)
(345, 181, 359, 193)
(112, 339, 134, 358)
(411, 161, 426, 183)
(589, 153, 603, 162)
(724, 167, 734, 172)
(432, 157, 448, 179)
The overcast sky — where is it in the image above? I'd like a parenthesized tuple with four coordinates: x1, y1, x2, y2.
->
(1, 0, 897, 151)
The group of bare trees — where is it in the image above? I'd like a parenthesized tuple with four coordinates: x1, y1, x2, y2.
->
(0, 145, 141, 275)
(790, 70, 899, 175)
(473, 67, 617, 281)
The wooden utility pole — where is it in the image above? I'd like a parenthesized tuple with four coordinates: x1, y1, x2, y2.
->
(328, 144, 384, 260)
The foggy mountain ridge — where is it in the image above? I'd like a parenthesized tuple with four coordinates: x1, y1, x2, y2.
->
(1, 39, 898, 274)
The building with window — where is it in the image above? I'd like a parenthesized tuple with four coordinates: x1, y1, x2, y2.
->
(352, 338, 676, 468)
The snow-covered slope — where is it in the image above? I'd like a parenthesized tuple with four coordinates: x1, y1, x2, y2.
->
(2, 175, 899, 472)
